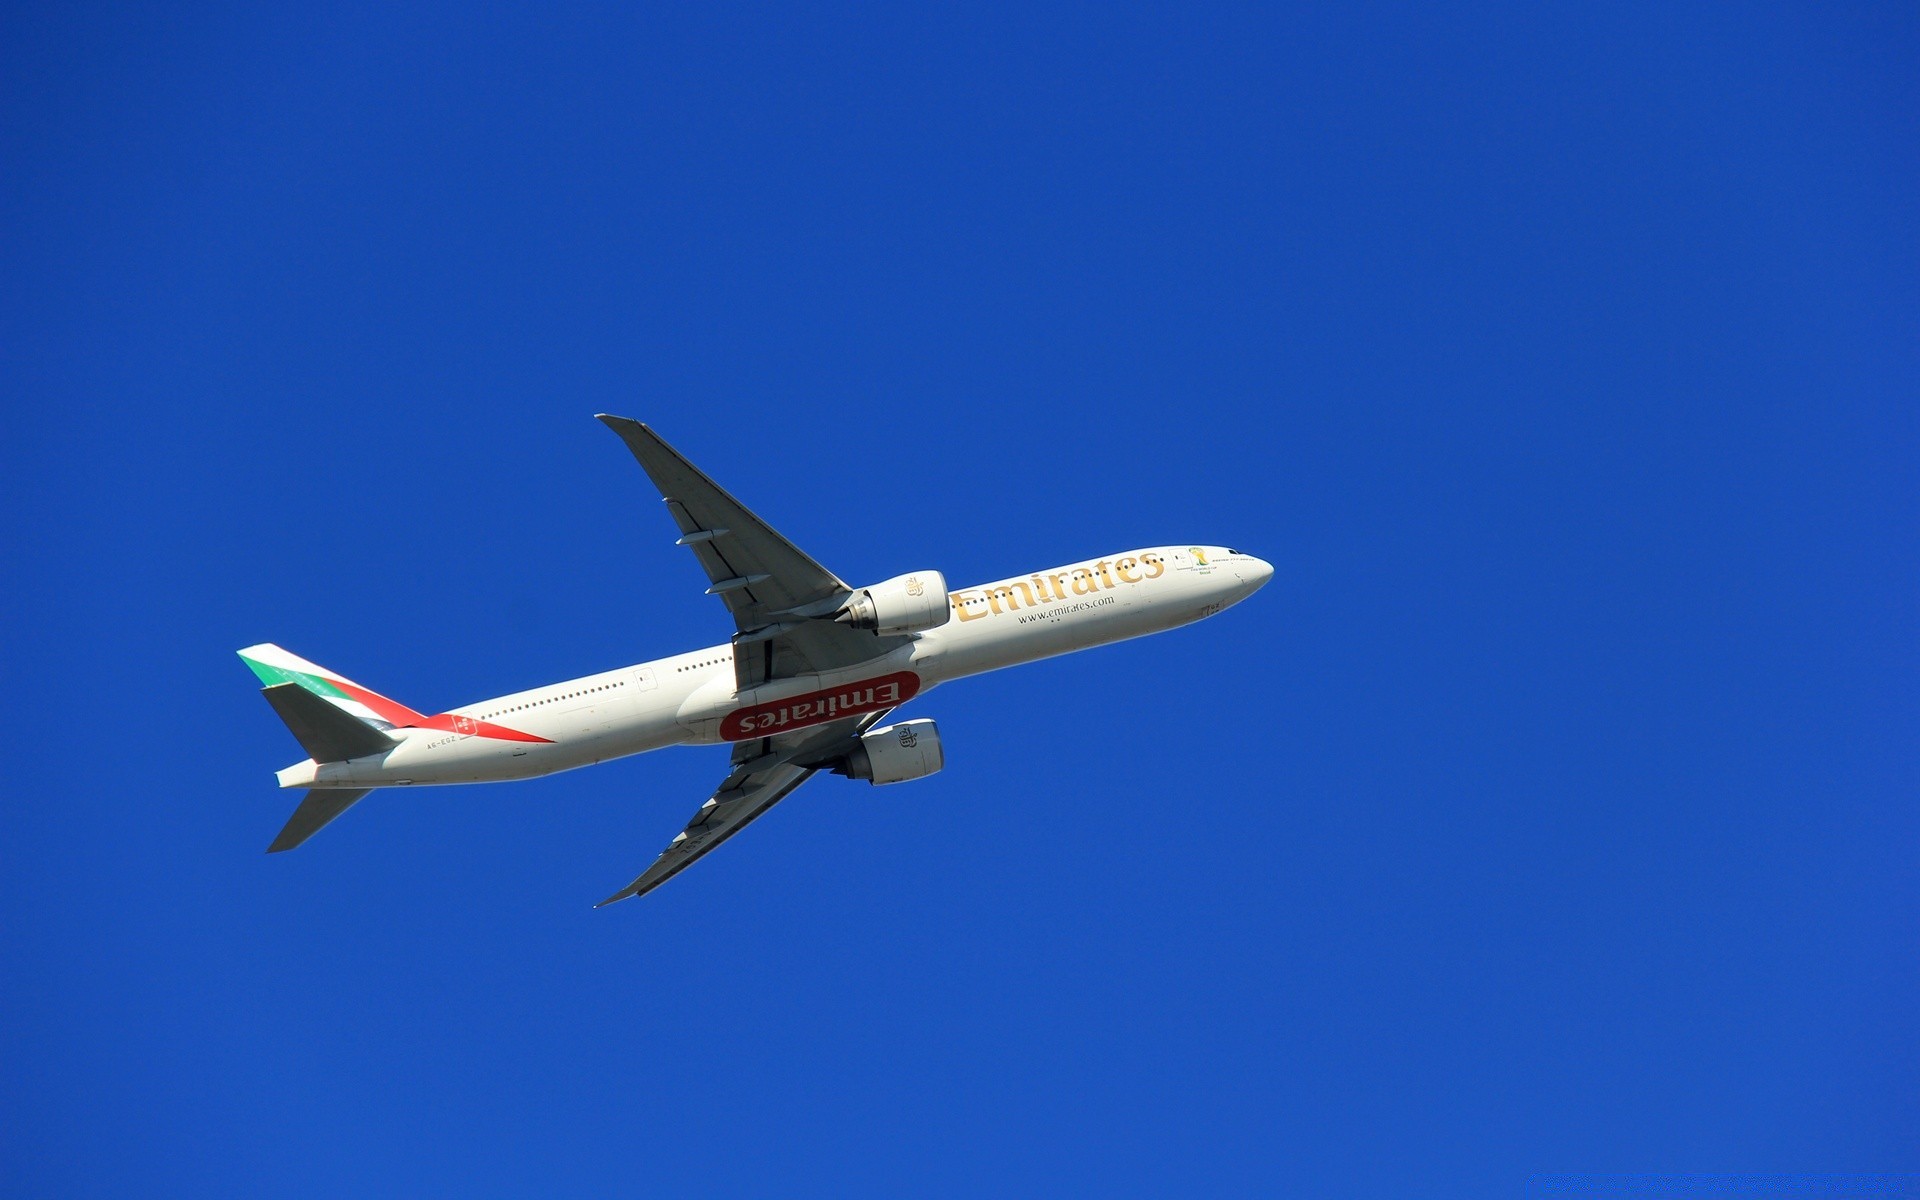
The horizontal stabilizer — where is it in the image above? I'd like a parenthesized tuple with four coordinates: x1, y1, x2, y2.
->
(595, 880, 646, 908)
(268, 788, 374, 853)
(261, 682, 394, 764)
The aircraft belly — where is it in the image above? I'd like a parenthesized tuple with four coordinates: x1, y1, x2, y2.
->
(354, 735, 538, 784)
(673, 644, 925, 744)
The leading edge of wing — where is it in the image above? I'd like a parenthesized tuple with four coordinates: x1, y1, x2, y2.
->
(595, 414, 912, 685)
(593, 415, 849, 619)
(595, 710, 895, 907)
(594, 767, 814, 907)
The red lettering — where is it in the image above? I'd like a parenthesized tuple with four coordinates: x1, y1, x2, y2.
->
(719, 672, 922, 741)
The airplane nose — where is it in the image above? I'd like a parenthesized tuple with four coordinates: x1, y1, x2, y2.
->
(1240, 557, 1274, 591)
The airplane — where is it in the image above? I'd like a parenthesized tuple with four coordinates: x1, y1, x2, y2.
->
(240, 416, 1273, 905)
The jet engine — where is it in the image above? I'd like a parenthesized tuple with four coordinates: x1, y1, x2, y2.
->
(834, 571, 950, 636)
(834, 719, 944, 785)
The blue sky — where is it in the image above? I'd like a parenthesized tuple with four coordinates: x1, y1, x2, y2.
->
(4, 3, 1915, 1195)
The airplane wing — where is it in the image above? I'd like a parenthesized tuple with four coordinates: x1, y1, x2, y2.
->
(597, 416, 911, 688)
(595, 710, 891, 906)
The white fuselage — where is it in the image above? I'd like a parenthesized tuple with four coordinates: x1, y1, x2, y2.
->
(282, 546, 1271, 789)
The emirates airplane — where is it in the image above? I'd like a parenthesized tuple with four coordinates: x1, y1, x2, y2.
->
(241, 417, 1272, 904)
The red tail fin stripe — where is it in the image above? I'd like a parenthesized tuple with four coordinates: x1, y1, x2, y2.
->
(327, 677, 427, 726)
(323, 675, 551, 743)
(411, 713, 554, 744)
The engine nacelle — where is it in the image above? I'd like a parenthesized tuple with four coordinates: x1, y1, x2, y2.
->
(837, 719, 944, 785)
(834, 570, 950, 636)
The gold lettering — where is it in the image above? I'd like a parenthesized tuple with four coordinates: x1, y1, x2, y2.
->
(1114, 556, 1141, 583)
(1142, 553, 1165, 579)
(1095, 560, 1117, 588)
(985, 582, 1035, 613)
(1048, 572, 1071, 599)
(1071, 569, 1100, 597)
(952, 590, 990, 622)
(1031, 575, 1053, 601)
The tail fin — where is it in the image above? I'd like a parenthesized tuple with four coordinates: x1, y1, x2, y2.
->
(237, 643, 425, 730)
(242, 645, 404, 854)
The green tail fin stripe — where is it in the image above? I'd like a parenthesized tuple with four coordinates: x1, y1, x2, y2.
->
(238, 655, 350, 700)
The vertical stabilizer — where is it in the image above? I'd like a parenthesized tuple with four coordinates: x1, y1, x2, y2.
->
(236, 643, 425, 730)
